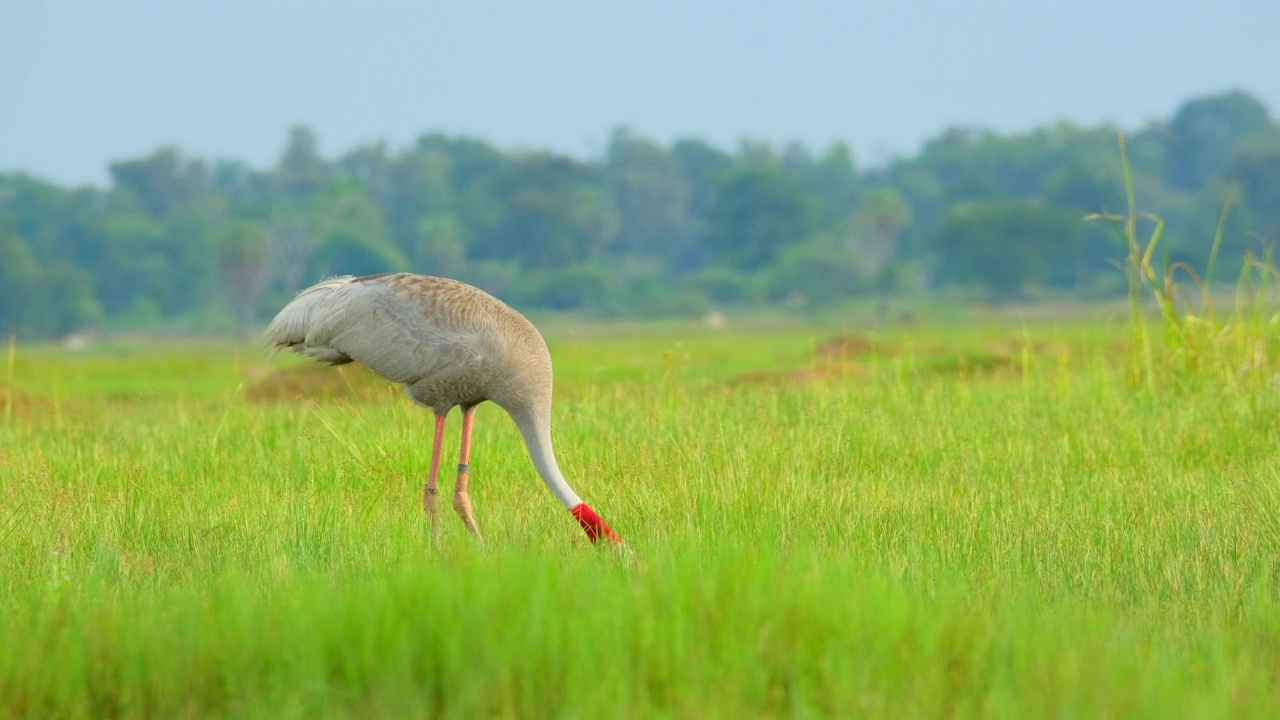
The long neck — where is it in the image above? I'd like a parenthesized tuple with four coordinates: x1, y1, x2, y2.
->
(508, 406, 583, 510)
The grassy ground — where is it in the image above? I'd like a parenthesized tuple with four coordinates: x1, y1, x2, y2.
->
(3, 313, 1280, 718)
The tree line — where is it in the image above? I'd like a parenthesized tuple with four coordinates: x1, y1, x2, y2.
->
(2, 89, 1279, 339)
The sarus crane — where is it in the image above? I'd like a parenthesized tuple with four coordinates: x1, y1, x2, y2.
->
(264, 272, 623, 545)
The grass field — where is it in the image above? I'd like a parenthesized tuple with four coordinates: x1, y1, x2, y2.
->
(3, 306, 1280, 718)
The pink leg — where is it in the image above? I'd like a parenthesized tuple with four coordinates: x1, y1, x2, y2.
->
(423, 414, 447, 543)
(453, 406, 482, 539)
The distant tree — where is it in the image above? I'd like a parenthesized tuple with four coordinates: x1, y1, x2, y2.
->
(94, 210, 167, 315)
(0, 221, 98, 337)
(887, 122, 1124, 254)
(425, 135, 510, 236)
(704, 161, 811, 270)
(385, 142, 454, 254)
(305, 186, 407, 280)
(912, 127, 1004, 201)
(1165, 91, 1271, 191)
(382, 134, 508, 264)
(268, 213, 321, 295)
(2, 175, 97, 269)
(1044, 156, 1126, 213)
(410, 214, 467, 276)
(265, 128, 347, 294)
(884, 166, 947, 258)
(30, 262, 101, 337)
(511, 262, 613, 311)
(770, 236, 866, 307)
(671, 138, 733, 267)
(480, 154, 617, 270)
(1229, 145, 1280, 244)
(680, 266, 760, 306)
(306, 234, 409, 280)
(276, 125, 328, 201)
(109, 146, 210, 219)
(216, 222, 270, 339)
(105, 148, 224, 315)
(1041, 155, 1129, 281)
(337, 141, 393, 207)
(795, 142, 861, 231)
(603, 127, 692, 264)
(930, 201, 1084, 298)
(211, 160, 270, 223)
(0, 224, 39, 335)
(849, 186, 912, 279)
(268, 180, 365, 294)
(1164, 180, 1252, 271)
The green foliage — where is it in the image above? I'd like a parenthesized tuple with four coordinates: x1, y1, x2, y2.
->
(931, 200, 1085, 297)
(604, 127, 692, 261)
(1165, 90, 1271, 191)
(216, 222, 270, 338)
(705, 159, 812, 270)
(304, 182, 405, 280)
(0, 225, 39, 334)
(794, 142, 861, 228)
(1228, 143, 1280, 242)
(770, 236, 866, 306)
(508, 262, 613, 311)
(480, 154, 616, 271)
(848, 186, 912, 282)
(0, 223, 100, 338)
(4, 90, 1280, 339)
(109, 146, 211, 219)
(276, 125, 329, 200)
(95, 212, 169, 315)
(682, 266, 762, 306)
(409, 214, 467, 277)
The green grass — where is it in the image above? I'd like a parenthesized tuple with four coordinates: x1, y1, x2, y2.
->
(3, 314, 1280, 718)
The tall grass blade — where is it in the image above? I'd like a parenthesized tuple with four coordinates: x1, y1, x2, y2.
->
(4, 334, 14, 425)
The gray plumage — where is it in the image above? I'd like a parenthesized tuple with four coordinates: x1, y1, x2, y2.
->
(264, 272, 550, 420)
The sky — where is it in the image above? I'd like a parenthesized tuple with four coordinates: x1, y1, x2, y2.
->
(1, 0, 1277, 187)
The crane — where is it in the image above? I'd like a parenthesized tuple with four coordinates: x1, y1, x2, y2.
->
(263, 272, 623, 546)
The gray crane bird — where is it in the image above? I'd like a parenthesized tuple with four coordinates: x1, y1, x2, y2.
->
(263, 272, 623, 545)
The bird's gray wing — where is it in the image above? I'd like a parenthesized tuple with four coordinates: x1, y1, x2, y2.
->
(292, 276, 487, 385)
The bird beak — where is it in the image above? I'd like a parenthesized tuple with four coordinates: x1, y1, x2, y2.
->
(571, 503, 623, 544)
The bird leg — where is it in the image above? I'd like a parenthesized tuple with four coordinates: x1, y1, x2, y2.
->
(423, 414, 447, 544)
(453, 405, 483, 540)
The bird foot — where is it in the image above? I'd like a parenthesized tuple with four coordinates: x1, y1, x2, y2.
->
(453, 491, 483, 541)
(424, 485, 440, 545)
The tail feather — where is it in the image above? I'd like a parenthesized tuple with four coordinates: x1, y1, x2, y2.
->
(263, 275, 356, 356)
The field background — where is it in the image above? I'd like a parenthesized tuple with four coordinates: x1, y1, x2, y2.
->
(3, 305, 1280, 718)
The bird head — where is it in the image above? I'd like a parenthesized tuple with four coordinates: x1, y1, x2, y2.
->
(571, 503, 623, 545)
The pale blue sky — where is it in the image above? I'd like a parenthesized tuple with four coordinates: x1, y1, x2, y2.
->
(2, 0, 1276, 186)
